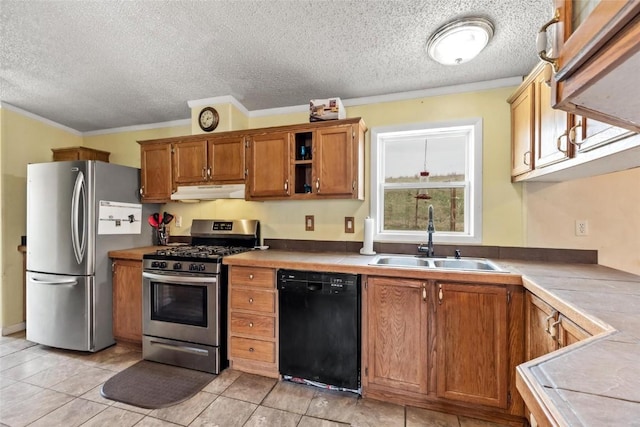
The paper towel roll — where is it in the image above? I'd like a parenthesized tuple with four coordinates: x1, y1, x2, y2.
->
(360, 217, 376, 255)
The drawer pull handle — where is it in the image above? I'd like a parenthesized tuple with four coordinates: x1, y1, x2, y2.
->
(536, 9, 560, 72)
(249, 298, 254, 303)
(249, 347, 254, 352)
(249, 274, 254, 280)
(249, 322, 254, 327)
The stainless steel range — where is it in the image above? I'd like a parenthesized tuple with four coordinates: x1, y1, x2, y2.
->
(142, 219, 260, 374)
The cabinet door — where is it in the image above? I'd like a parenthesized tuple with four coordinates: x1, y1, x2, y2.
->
(209, 136, 245, 182)
(552, 0, 640, 132)
(112, 259, 143, 344)
(526, 292, 559, 360)
(535, 64, 571, 167)
(557, 314, 590, 348)
(511, 85, 535, 176)
(366, 277, 428, 394)
(313, 125, 356, 196)
(173, 139, 208, 185)
(436, 283, 508, 408)
(247, 132, 291, 199)
(140, 142, 173, 203)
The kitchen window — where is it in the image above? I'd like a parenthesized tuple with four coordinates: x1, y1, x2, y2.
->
(370, 118, 482, 244)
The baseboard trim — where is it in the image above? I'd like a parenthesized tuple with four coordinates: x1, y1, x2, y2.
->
(2, 322, 26, 336)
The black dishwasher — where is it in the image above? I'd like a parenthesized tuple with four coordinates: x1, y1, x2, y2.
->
(278, 269, 360, 391)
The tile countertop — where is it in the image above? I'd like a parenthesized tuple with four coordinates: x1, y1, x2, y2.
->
(224, 251, 640, 426)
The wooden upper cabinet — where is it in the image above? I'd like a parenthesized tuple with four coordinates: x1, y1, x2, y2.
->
(534, 64, 571, 168)
(209, 136, 246, 182)
(139, 141, 173, 203)
(52, 146, 110, 162)
(509, 84, 534, 177)
(173, 139, 208, 185)
(247, 131, 292, 199)
(365, 276, 429, 395)
(173, 136, 245, 185)
(314, 125, 357, 197)
(435, 282, 508, 409)
(548, 0, 640, 132)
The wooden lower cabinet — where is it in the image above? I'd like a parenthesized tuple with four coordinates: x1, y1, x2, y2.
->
(112, 259, 143, 344)
(227, 265, 278, 378)
(525, 291, 591, 360)
(364, 276, 429, 395)
(363, 275, 525, 425)
(523, 291, 592, 426)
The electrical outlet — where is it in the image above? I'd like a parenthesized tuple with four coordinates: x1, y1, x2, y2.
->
(175, 216, 182, 228)
(345, 217, 355, 233)
(575, 219, 588, 236)
(305, 215, 315, 231)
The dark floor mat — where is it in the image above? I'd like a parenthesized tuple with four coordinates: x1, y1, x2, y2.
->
(100, 360, 215, 409)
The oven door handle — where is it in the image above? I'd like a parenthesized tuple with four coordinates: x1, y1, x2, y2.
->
(142, 271, 218, 284)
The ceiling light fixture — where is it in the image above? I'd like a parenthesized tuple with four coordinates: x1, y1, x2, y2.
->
(427, 17, 494, 65)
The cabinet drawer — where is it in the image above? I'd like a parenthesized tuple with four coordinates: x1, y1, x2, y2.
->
(230, 336, 275, 363)
(230, 312, 275, 338)
(230, 266, 274, 288)
(230, 288, 275, 313)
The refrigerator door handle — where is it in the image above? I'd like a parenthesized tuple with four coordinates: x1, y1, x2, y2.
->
(71, 170, 87, 264)
(30, 277, 79, 286)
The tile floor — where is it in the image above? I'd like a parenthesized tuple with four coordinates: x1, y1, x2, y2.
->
(0, 332, 510, 427)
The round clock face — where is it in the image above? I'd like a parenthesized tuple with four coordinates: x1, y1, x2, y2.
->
(198, 107, 219, 132)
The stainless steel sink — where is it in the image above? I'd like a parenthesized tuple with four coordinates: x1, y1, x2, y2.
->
(431, 258, 503, 271)
(370, 255, 504, 272)
(370, 255, 432, 268)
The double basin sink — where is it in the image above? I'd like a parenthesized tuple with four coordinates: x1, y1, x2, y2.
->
(370, 255, 504, 272)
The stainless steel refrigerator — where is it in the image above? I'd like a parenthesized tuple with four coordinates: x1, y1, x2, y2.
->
(26, 161, 158, 352)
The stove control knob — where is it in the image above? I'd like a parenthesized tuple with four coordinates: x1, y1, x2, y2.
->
(199, 264, 206, 271)
(159, 262, 167, 269)
(151, 261, 159, 268)
(173, 263, 182, 270)
(189, 264, 197, 271)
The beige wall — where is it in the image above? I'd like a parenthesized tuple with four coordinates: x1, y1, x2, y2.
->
(0, 109, 83, 329)
(84, 124, 191, 167)
(525, 168, 640, 275)
(168, 87, 524, 247)
(3, 85, 639, 330)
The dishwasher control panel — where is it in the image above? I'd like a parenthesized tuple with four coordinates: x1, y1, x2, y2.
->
(277, 269, 359, 294)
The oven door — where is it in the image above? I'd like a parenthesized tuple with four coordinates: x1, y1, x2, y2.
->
(142, 271, 219, 346)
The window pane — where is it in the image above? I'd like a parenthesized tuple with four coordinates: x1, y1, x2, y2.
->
(383, 188, 465, 232)
(383, 135, 467, 184)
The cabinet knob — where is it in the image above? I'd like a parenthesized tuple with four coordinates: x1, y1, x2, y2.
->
(202, 167, 207, 178)
(284, 180, 289, 193)
(523, 151, 531, 166)
(248, 298, 254, 304)
(248, 347, 254, 352)
(249, 322, 254, 327)
(422, 283, 427, 302)
(536, 9, 560, 72)
(249, 274, 254, 280)
(207, 167, 212, 179)
(139, 187, 144, 196)
(316, 178, 320, 193)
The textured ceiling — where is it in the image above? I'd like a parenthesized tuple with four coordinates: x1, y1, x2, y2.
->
(0, 0, 553, 133)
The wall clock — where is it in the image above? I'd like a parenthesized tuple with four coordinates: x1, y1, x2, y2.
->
(198, 107, 219, 132)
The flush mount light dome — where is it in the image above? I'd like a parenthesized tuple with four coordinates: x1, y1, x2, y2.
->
(427, 17, 494, 65)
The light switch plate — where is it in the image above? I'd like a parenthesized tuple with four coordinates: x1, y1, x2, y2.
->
(305, 215, 315, 231)
(345, 216, 354, 233)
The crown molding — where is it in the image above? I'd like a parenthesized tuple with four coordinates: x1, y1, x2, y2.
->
(82, 119, 191, 136)
(3, 76, 522, 136)
(0, 102, 82, 136)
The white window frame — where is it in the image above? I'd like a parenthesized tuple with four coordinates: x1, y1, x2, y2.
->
(370, 118, 483, 244)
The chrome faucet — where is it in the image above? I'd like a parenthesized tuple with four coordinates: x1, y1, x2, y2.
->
(418, 204, 435, 257)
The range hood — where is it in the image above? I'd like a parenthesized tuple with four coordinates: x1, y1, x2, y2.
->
(170, 184, 246, 201)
